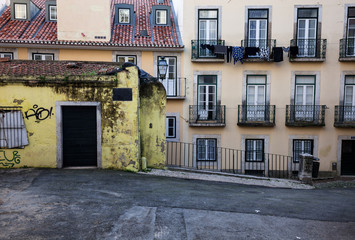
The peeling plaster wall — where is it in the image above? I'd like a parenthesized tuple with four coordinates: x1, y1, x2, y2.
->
(0, 66, 142, 171)
(140, 82, 167, 169)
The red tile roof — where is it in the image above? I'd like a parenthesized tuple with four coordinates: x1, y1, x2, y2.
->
(0, 60, 121, 76)
(0, 0, 182, 48)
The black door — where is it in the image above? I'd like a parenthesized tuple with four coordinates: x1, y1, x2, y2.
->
(341, 140, 355, 175)
(62, 106, 97, 167)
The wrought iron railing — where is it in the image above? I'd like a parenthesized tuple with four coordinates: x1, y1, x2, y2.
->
(191, 40, 225, 59)
(241, 39, 276, 60)
(286, 105, 326, 126)
(189, 105, 225, 125)
(237, 105, 275, 126)
(339, 38, 355, 59)
(166, 141, 297, 179)
(289, 39, 327, 60)
(334, 105, 355, 127)
(0, 106, 28, 149)
(161, 77, 186, 98)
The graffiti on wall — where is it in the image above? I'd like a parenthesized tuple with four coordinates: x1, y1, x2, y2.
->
(25, 105, 54, 123)
(0, 150, 21, 168)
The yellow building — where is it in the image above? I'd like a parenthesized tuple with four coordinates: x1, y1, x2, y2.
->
(0, 61, 166, 170)
(172, 0, 355, 177)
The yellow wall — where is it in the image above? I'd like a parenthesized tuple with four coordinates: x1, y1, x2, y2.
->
(59, 49, 113, 62)
(140, 82, 167, 168)
(0, 67, 145, 171)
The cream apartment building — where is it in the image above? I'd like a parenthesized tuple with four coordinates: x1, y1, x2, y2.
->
(169, 0, 355, 176)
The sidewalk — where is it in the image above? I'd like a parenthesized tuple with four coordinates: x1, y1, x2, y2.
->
(139, 169, 315, 189)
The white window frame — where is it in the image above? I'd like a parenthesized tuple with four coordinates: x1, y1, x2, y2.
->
(33, 53, 54, 61)
(197, 138, 217, 161)
(288, 135, 318, 173)
(166, 113, 180, 142)
(116, 55, 136, 67)
(246, 75, 267, 121)
(241, 135, 269, 175)
(0, 110, 29, 149)
(166, 116, 176, 139)
(118, 8, 130, 24)
(293, 139, 314, 163)
(193, 134, 221, 168)
(0, 52, 13, 59)
(156, 9, 167, 25)
(158, 56, 177, 97)
(14, 3, 27, 20)
(247, 9, 269, 48)
(245, 139, 264, 162)
(49, 5, 57, 21)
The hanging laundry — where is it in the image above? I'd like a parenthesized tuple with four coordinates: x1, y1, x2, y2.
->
(206, 45, 214, 52)
(232, 47, 244, 64)
(282, 47, 290, 53)
(201, 44, 207, 49)
(290, 46, 299, 57)
(259, 47, 270, 61)
(273, 47, 284, 62)
(245, 47, 260, 56)
(214, 45, 227, 55)
(227, 46, 233, 63)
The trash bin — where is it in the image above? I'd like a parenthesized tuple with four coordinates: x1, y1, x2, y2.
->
(312, 158, 320, 178)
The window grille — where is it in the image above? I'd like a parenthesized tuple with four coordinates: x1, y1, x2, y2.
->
(0, 107, 28, 149)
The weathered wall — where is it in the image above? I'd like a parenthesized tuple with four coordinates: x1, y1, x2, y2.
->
(140, 81, 167, 168)
(0, 66, 142, 171)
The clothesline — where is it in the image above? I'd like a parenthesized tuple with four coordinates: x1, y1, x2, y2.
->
(202, 44, 299, 64)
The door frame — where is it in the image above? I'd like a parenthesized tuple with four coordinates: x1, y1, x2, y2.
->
(56, 102, 102, 168)
(337, 136, 355, 176)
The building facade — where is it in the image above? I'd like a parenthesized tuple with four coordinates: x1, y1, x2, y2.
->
(1, 0, 355, 176)
(172, 0, 355, 177)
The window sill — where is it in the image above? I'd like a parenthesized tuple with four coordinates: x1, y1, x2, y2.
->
(334, 123, 355, 128)
(191, 58, 225, 63)
(237, 122, 275, 127)
(289, 58, 325, 62)
(189, 122, 226, 127)
(167, 96, 185, 100)
(339, 57, 355, 62)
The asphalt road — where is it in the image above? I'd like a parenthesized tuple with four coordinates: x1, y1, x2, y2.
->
(1, 169, 355, 240)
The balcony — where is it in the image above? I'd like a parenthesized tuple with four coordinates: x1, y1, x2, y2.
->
(189, 105, 226, 127)
(334, 106, 355, 127)
(289, 39, 327, 62)
(237, 105, 275, 127)
(286, 105, 326, 127)
(241, 39, 276, 62)
(161, 77, 186, 99)
(339, 39, 355, 62)
(191, 40, 225, 62)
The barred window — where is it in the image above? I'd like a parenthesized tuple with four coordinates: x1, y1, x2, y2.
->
(0, 107, 28, 148)
(293, 139, 313, 163)
(197, 138, 216, 161)
(245, 139, 264, 162)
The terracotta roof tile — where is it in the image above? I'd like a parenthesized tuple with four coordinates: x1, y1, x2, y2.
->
(0, 60, 121, 76)
(0, 0, 183, 48)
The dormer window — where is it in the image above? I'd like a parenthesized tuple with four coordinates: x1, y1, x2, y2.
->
(14, 3, 26, 20)
(119, 8, 130, 24)
(11, 0, 40, 21)
(152, 6, 170, 26)
(49, 5, 57, 21)
(115, 4, 133, 25)
(156, 9, 167, 25)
